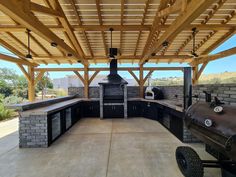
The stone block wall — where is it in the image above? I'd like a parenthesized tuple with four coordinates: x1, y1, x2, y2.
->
(19, 115, 48, 148)
(193, 84, 236, 105)
(68, 84, 236, 105)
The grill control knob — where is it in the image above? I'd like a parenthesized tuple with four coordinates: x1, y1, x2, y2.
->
(214, 106, 223, 113)
(204, 119, 213, 127)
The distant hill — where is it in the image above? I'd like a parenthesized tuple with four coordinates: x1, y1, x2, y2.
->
(150, 71, 236, 86)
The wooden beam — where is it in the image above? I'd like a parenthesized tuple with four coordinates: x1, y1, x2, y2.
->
(0, 38, 25, 58)
(32, 55, 190, 61)
(47, 0, 86, 62)
(6, 32, 38, 56)
(0, 0, 81, 61)
(128, 70, 140, 85)
(139, 64, 144, 98)
(69, 0, 93, 58)
(191, 47, 236, 65)
(95, 0, 108, 56)
(141, 0, 217, 64)
(196, 62, 207, 80)
(73, 71, 85, 84)
(141, 0, 169, 60)
(30, 2, 63, 18)
(28, 66, 35, 102)
(35, 67, 184, 72)
(17, 64, 30, 81)
(157, 0, 183, 17)
(143, 70, 154, 83)
(1, 24, 235, 32)
(89, 70, 99, 85)
(84, 66, 89, 98)
(30, 33, 52, 56)
(0, 53, 37, 66)
(134, 0, 150, 57)
(194, 3, 236, 55)
(120, 0, 125, 55)
(34, 71, 45, 85)
(201, 30, 235, 55)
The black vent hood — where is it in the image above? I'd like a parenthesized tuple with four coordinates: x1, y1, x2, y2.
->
(99, 59, 128, 85)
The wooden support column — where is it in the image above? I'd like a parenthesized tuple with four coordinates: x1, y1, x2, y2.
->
(139, 64, 144, 98)
(28, 66, 35, 102)
(192, 65, 199, 85)
(84, 66, 89, 98)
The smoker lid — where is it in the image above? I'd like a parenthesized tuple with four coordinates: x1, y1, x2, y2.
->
(98, 74, 128, 85)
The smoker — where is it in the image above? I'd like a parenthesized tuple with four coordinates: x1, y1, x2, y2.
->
(175, 91, 236, 177)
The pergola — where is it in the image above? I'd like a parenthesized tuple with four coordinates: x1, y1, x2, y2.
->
(0, 0, 235, 101)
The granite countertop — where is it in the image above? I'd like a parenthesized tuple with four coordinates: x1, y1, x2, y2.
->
(128, 98, 184, 112)
(19, 98, 99, 117)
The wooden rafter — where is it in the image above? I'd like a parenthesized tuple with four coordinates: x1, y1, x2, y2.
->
(0, 0, 82, 61)
(30, 2, 63, 18)
(141, 0, 169, 60)
(194, 2, 236, 55)
(120, 0, 125, 55)
(47, 0, 86, 62)
(0, 53, 37, 66)
(96, 0, 108, 56)
(30, 33, 52, 56)
(140, 0, 217, 64)
(6, 32, 38, 56)
(201, 30, 235, 55)
(0, 38, 25, 58)
(191, 47, 236, 66)
(134, 0, 150, 57)
(175, 0, 226, 64)
(69, 0, 93, 58)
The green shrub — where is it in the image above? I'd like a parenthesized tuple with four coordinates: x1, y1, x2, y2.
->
(0, 103, 15, 121)
(3, 95, 26, 105)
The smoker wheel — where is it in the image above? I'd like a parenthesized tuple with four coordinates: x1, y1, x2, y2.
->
(176, 146, 203, 177)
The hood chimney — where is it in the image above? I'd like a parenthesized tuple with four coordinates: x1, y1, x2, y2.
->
(110, 59, 117, 75)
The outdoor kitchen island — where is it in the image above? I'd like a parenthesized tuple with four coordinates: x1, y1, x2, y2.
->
(12, 95, 188, 148)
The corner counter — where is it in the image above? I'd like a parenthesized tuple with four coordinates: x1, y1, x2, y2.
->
(12, 96, 99, 148)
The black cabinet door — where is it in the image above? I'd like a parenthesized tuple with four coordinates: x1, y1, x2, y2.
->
(72, 103, 82, 124)
(82, 101, 100, 117)
(128, 101, 142, 117)
(143, 102, 158, 120)
(103, 105, 124, 118)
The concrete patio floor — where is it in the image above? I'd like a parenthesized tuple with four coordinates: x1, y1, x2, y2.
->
(0, 118, 221, 177)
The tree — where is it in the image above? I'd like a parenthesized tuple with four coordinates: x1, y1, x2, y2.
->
(36, 74, 53, 99)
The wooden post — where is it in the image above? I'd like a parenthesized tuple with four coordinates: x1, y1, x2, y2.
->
(139, 64, 144, 98)
(192, 65, 198, 85)
(28, 66, 35, 102)
(84, 66, 89, 98)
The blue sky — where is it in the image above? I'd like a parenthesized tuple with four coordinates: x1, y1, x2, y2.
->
(0, 34, 236, 79)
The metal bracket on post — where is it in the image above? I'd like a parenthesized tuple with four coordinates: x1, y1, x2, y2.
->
(183, 67, 192, 110)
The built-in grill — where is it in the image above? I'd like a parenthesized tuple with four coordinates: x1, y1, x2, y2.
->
(99, 59, 128, 118)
